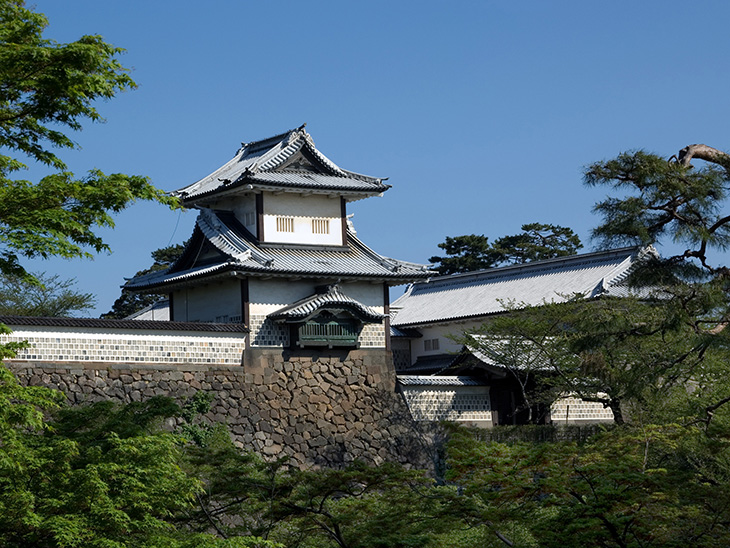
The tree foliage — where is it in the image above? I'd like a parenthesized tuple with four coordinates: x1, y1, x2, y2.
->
(0, 0, 179, 280)
(0, 271, 95, 316)
(0, 370, 278, 548)
(184, 437, 488, 548)
(452, 145, 730, 546)
(430, 223, 582, 275)
(446, 425, 730, 548)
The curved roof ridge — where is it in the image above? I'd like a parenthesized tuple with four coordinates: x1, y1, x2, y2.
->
(268, 284, 384, 323)
(172, 152, 243, 198)
(255, 130, 307, 172)
(421, 246, 644, 289)
(198, 209, 272, 267)
(240, 126, 301, 152)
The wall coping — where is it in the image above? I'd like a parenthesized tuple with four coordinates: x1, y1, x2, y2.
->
(0, 315, 248, 333)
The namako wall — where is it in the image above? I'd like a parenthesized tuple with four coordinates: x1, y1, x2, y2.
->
(1, 319, 424, 468)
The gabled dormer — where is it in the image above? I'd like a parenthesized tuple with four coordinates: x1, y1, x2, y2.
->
(172, 125, 390, 247)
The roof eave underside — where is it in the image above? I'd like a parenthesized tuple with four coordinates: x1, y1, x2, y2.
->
(126, 265, 429, 293)
(179, 179, 388, 207)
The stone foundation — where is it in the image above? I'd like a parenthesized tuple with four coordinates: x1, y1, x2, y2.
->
(8, 348, 424, 468)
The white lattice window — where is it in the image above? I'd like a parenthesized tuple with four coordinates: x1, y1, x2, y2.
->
(276, 216, 294, 232)
(312, 218, 330, 234)
(243, 212, 256, 226)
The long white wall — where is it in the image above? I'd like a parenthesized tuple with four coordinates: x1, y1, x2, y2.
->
(1, 325, 245, 365)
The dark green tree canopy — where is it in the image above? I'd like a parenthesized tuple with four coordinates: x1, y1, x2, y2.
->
(587, 144, 730, 275)
(429, 223, 582, 275)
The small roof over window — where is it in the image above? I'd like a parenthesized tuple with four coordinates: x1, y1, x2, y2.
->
(268, 284, 384, 324)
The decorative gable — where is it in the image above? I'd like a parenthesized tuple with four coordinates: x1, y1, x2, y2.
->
(279, 150, 325, 174)
(268, 284, 384, 349)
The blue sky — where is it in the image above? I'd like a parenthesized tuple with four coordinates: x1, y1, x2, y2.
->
(20, 0, 730, 315)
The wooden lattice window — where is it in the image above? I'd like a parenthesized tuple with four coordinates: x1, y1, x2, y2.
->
(312, 218, 330, 234)
(295, 313, 359, 348)
(276, 216, 294, 232)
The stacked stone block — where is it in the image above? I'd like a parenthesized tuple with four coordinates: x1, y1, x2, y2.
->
(8, 349, 422, 468)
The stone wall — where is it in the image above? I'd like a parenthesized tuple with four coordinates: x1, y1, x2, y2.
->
(7, 347, 425, 468)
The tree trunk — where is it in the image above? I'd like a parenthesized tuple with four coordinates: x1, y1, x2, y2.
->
(609, 399, 624, 425)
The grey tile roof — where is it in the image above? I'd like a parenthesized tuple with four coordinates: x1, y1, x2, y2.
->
(269, 284, 384, 323)
(397, 375, 489, 386)
(124, 209, 431, 291)
(173, 126, 389, 203)
(0, 315, 247, 333)
(391, 246, 655, 327)
(398, 353, 459, 374)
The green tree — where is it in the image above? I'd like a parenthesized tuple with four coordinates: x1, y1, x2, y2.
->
(451, 144, 730, 546)
(490, 222, 582, 265)
(0, 377, 277, 548)
(0, 271, 95, 316)
(183, 433, 497, 548)
(446, 425, 730, 548)
(102, 243, 185, 319)
(430, 223, 582, 275)
(0, 0, 178, 280)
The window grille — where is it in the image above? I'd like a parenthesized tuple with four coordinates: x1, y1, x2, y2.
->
(243, 212, 256, 226)
(297, 317, 359, 348)
(312, 218, 330, 234)
(276, 216, 294, 232)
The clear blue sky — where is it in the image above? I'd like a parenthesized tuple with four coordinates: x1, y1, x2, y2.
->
(20, 0, 730, 315)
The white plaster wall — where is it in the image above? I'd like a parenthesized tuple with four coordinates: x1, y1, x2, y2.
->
(339, 282, 385, 309)
(249, 278, 319, 315)
(172, 278, 241, 323)
(262, 193, 342, 246)
(408, 320, 483, 363)
(233, 199, 257, 234)
(249, 279, 384, 315)
(202, 194, 258, 234)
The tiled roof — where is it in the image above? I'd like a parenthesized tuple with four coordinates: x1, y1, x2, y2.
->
(126, 299, 170, 321)
(397, 375, 489, 386)
(398, 353, 459, 374)
(125, 210, 431, 291)
(173, 126, 389, 203)
(391, 246, 655, 327)
(0, 315, 248, 333)
(269, 285, 384, 323)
